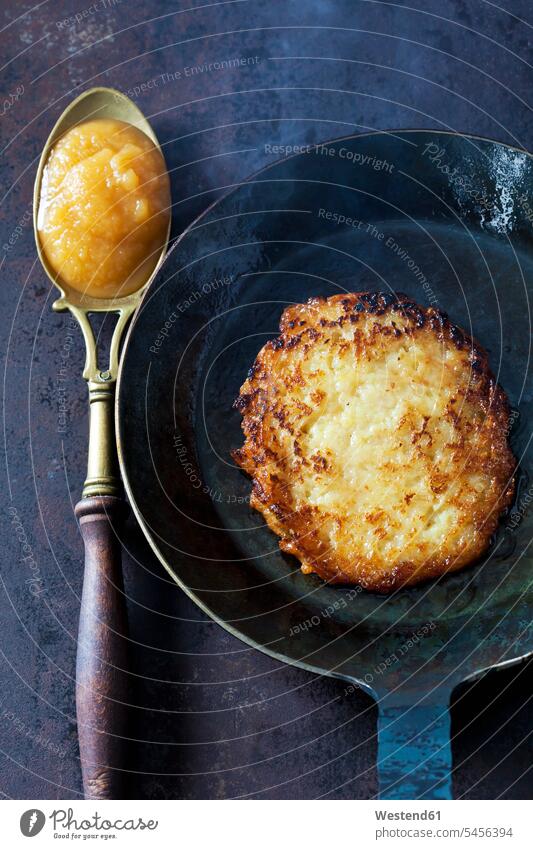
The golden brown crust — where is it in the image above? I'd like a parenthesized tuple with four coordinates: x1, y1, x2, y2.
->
(232, 292, 516, 592)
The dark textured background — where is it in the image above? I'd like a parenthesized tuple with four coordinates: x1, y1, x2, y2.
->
(1, 0, 532, 799)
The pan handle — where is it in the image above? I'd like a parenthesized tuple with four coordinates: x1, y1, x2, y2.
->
(376, 691, 453, 799)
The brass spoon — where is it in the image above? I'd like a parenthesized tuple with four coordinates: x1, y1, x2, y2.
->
(33, 87, 170, 799)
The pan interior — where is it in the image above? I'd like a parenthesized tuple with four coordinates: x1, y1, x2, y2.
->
(119, 132, 533, 684)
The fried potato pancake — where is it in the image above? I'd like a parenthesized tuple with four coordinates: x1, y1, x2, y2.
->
(232, 292, 515, 592)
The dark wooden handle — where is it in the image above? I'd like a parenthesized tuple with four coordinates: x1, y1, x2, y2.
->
(75, 495, 129, 799)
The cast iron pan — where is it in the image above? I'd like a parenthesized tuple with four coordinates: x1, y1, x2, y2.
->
(117, 131, 533, 799)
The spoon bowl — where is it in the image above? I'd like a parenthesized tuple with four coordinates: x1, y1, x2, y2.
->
(33, 86, 170, 313)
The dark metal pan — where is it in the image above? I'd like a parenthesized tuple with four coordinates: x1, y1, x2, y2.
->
(117, 131, 533, 799)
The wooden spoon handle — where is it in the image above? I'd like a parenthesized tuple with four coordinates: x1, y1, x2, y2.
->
(75, 495, 129, 799)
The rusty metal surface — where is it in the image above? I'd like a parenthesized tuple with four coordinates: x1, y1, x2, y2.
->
(0, 0, 532, 799)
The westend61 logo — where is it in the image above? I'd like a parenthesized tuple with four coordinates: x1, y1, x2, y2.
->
(20, 810, 45, 837)
(19, 807, 159, 838)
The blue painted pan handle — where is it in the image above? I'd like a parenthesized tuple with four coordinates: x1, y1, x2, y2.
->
(377, 696, 452, 799)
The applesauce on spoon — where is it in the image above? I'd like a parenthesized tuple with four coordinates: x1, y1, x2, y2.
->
(37, 117, 170, 299)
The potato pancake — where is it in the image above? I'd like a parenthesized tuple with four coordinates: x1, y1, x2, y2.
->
(232, 292, 515, 592)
